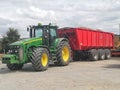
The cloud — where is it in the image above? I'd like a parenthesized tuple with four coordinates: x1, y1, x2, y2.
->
(0, 0, 120, 38)
(17, 6, 55, 20)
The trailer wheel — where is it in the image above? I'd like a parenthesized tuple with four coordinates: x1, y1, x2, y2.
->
(73, 52, 80, 61)
(105, 49, 111, 59)
(30, 48, 49, 71)
(89, 49, 98, 61)
(7, 64, 23, 70)
(55, 41, 71, 66)
(98, 49, 105, 60)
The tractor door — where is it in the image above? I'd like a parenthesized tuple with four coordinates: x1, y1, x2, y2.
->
(43, 27, 57, 46)
(49, 28, 57, 46)
(43, 28, 50, 46)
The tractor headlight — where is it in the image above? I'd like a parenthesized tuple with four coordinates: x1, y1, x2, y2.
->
(8, 50, 13, 53)
(18, 46, 23, 60)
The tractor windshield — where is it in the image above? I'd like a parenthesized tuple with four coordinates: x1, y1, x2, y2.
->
(35, 28, 43, 38)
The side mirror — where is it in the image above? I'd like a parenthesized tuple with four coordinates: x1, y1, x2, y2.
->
(27, 27, 29, 31)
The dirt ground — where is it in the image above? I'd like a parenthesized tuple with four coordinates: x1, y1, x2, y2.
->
(0, 57, 120, 90)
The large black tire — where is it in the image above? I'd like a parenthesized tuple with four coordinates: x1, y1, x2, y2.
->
(88, 49, 99, 61)
(55, 41, 71, 66)
(98, 49, 105, 60)
(105, 49, 111, 59)
(30, 48, 49, 71)
(7, 64, 23, 70)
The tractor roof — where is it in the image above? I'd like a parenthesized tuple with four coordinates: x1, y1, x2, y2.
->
(30, 25, 58, 29)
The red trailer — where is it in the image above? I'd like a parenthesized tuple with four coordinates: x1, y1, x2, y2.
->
(58, 27, 114, 61)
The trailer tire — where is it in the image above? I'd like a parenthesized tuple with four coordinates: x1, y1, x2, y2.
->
(55, 41, 71, 66)
(7, 64, 23, 70)
(105, 49, 111, 59)
(98, 49, 105, 60)
(30, 48, 49, 71)
(89, 49, 99, 61)
(73, 52, 80, 61)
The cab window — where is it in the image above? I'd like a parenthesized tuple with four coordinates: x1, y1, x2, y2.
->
(35, 28, 43, 38)
(50, 28, 56, 37)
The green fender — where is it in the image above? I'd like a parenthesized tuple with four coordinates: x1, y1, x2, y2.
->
(54, 38, 69, 49)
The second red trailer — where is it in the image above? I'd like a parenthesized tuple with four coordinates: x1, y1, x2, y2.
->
(58, 27, 114, 61)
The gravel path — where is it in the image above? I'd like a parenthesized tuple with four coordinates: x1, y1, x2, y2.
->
(0, 57, 120, 90)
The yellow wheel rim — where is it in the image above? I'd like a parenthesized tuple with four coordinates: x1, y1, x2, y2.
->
(62, 46, 70, 62)
(41, 53, 48, 67)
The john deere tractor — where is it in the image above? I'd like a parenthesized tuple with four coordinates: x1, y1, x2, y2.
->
(2, 23, 71, 71)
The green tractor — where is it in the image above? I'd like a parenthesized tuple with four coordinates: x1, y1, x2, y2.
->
(2, 23, 71, 71)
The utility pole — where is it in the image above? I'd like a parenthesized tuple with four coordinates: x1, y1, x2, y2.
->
(119, 24, 120, 41)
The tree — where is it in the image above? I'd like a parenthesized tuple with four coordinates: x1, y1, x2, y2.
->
(0, 43, 1, 50)
(1, 28, 20, 53)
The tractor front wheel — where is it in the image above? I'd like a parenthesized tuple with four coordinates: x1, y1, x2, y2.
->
(30, 48, 49, 71)
(55, 41, 71, 66)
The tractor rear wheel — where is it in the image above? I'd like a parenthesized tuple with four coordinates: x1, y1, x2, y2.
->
(30, 48, 49, 71)
(55, 41, 71, 66)
(7, 64, 23, 70)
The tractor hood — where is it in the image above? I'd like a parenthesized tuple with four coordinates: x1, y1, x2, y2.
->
(10, 37, 42, 46)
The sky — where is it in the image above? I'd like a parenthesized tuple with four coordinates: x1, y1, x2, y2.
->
(0, 0, 120, 38)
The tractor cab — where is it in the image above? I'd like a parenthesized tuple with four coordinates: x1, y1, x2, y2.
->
(27, 24, 58, 46)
